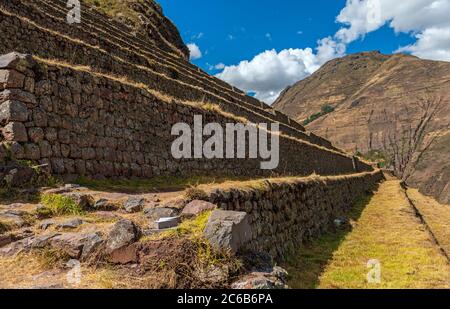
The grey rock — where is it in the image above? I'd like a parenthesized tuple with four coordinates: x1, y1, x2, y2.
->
(105, 219, 141, 253)
(231, 266, 289, 289)
(2, 122, 28, 142)
(49, 233, 91, 259)
(39, 219, 56, 230)
(93, 198, 119, 211)
(195, 265, 229, 285)
(0, 70, 25, 90)
(3, 166, 35, 187)
(181, 200, 216, 218)
(0, 89, 37, 105)
(56, 218, 83, 229)
(23, 143, 40, 160)
(80, 232, 104, 260)
(144, 207, 178, 221)
(204, 210, 252, 253)
(0, 101, 28, 125)
(62, 192, 95, 210)
(0, 52, 35, 72)
(124, 197, 145, 213)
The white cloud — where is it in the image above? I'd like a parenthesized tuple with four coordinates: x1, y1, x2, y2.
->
(265, 33, 272, 41)
(216, 38, 345, 103)
(207, 63, 226, 71)
(335, 0, 450, 60)
(191, 32, 204, 40)
(216, 0, 450, 104)
(187, 43, 202, 60)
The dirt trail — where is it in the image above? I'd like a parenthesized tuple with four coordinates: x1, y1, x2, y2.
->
(285, 180, 450, 289)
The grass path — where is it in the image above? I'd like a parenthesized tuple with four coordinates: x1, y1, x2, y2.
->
(284, 180, 450, 289)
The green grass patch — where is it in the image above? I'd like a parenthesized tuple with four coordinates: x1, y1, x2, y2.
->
(38, 194, 84, 217)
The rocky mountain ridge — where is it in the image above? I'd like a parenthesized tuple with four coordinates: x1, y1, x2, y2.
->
(274, 51, 450, 204)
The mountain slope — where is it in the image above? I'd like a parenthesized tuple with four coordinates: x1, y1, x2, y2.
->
(273, 52, 450, 204)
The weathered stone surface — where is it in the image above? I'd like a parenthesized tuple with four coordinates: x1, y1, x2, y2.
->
(0, 234, 13, 248)
(50, 232, 103, 259)
(0, 89, 36, 105)
(23, 143, 40, 160)
(204, 210, 252, 253)
(28, 127, 44, 143)
(108, 242, 141, 264)
(231, 266, 289, 289)
(105, 219, 141, 254)
(62, 193, 95, 210)
(80, 233, 104, 260)
(3, 166, 35, 187)
(144, 207, 178, 221)
(0, 233, 59, 257)
(49, 233, 85, 258)
(5, 141, 25, 159)
(123, 197, 145, 213)
(2, 122, 28, 142)
(0, 70, 25, 89)
(56, 218, 83, 230)
(0, 52, 35, 73)
(195, 265, 229, 285)
(0, 100, 28, 124)
(39, 219, 56, 230)
(93, 198, 121, 211)
(181, 200, 216, 218)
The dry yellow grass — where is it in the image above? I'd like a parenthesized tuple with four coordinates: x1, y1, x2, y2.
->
(285, 180, 449, 289)
(406, 188, 450, 258)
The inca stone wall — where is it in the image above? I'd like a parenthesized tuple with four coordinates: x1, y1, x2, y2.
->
(0, 0, 340, 151)
(0, 54, 371, 178)
(0, 0, 374, 179)
(208, 170, 384, 260)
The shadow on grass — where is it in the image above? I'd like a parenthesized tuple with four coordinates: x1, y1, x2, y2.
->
(282, 191, 376, 289)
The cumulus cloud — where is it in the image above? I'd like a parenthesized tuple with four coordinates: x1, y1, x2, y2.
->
(187, 43, 202, 60)
(216, 38, 345, 103)
(216, 0, 450, 104)
(336, 0, 450, 60)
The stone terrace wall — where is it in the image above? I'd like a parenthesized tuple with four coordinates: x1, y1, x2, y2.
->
(0, 0, 338, 151)
(0, 54, 372, 178)
(208, 170, 384, 260)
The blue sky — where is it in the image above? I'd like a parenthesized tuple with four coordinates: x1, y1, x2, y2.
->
(158, 0, 450, 103)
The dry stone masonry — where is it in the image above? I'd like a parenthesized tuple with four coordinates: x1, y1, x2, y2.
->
(0, 51, 372, 179)
(206, 171, 384, 260)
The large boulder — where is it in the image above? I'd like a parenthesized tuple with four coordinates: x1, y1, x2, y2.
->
(50, 232, 104, 260)
(144, 207, 178, 221)
(203, 210, 252, 253)
(123, 197, 145, 213)
(105, 219, 140, 253)
(105, 219, 141, 264)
